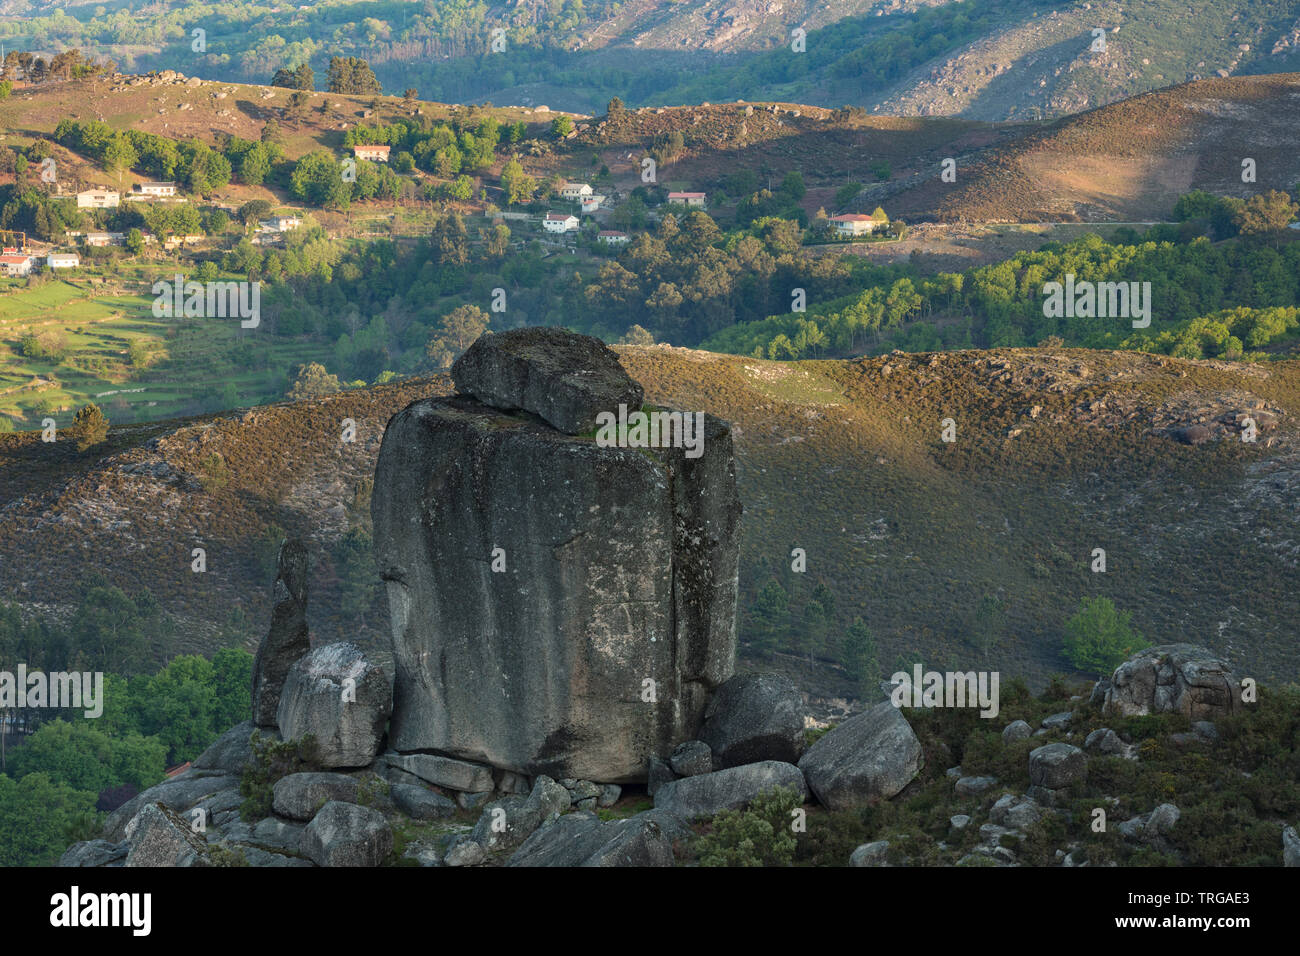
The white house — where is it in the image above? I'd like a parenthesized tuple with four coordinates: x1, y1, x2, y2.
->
(830, 213, 882, 236)
(353, 144, 391, 162)
(135, 182, 177, 197)
(76, 190, 120, 209)
(597, 230, 629, 245)
(667, 191, 706, 208)
(560, 182, 593, 200)
(580, 195, 605, 214)
(47, 253, 80, 270)
(543, 213, 579, 234)
(260, 215, 302, 232)
(0, 254, 33, 277)
(83, 232, 124, 247)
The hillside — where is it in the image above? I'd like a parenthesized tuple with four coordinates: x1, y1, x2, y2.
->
(5, 68, 1300, 228)
(3, 345, 1297, 697)
(6, 0, 1300, 118)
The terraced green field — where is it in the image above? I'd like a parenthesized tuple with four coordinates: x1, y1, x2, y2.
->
(0, 279, 338, 428)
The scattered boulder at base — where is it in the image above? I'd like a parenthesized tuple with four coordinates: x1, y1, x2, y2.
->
(653, 760, 807, 820)
(300, 801, 393, 867)
(797, 701, 923, 810)
(699, 672, 805, 769)
(124, 803, 211, 867)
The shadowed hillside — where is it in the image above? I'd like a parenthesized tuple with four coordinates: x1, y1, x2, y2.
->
(2, 345, 1297, 694)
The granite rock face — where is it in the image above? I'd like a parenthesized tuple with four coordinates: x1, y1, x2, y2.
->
(1101, 644, 1244, 720)
(373, 334, 741, 782)
(451, 326, 644, 435)
(276, 642, 392, 768)
(251, 539, 311, 728)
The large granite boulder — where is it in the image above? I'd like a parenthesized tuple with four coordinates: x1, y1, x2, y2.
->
(251, 539, 311, 728)
(699, 673, 804, 769)
(276, 642, 392, 768)
(1100, 644, 1244, 720)
(373, 379, 741, 782)
(797, 702, 923, 810)
(1028, 743, 1087, 789)
(271, 772, 361, 821)
(124, 803, 211, 867)
(300, 801, 392, 867)
(653, 761, 807, 820)
(451, 326, 644, 435)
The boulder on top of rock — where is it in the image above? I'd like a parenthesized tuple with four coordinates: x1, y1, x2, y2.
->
(372, 392, 740, 782)
(1101, 644, 1244, 720)
(699, 673, 804, 769)
(124, 803, 210, 867)
(276, 642, 392, 768)
(797, 701, 922, 811)
(300, 801, 392, 867)
(653, 760, 807, 820)
(450, 327, 644, 435)
(252, 539, 311, 728)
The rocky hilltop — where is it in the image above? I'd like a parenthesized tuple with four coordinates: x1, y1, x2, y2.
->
(59, 329, 1295, 867)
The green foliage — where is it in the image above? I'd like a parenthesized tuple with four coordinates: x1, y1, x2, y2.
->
(327, 56, 381, 94)
(286, 361, 341, 400)
(695, 786, 802, 866)
(0, 773, 99, 867)
(842, 616, 878, 692)
(1062, 597, 1150, 676)
(9, 719, 166, 794)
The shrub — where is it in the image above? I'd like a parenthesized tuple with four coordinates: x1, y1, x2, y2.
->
(695, 786, 802, 866)
(71, 403, 109, 452)
(1062, 597, 1149, 676)
(239, 731, 320, 820)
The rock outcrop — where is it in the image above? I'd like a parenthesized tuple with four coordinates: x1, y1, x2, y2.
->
(373, 328, 741, 782)
(251, 539, 311, 728)
(1098, 644, 1244, 720)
